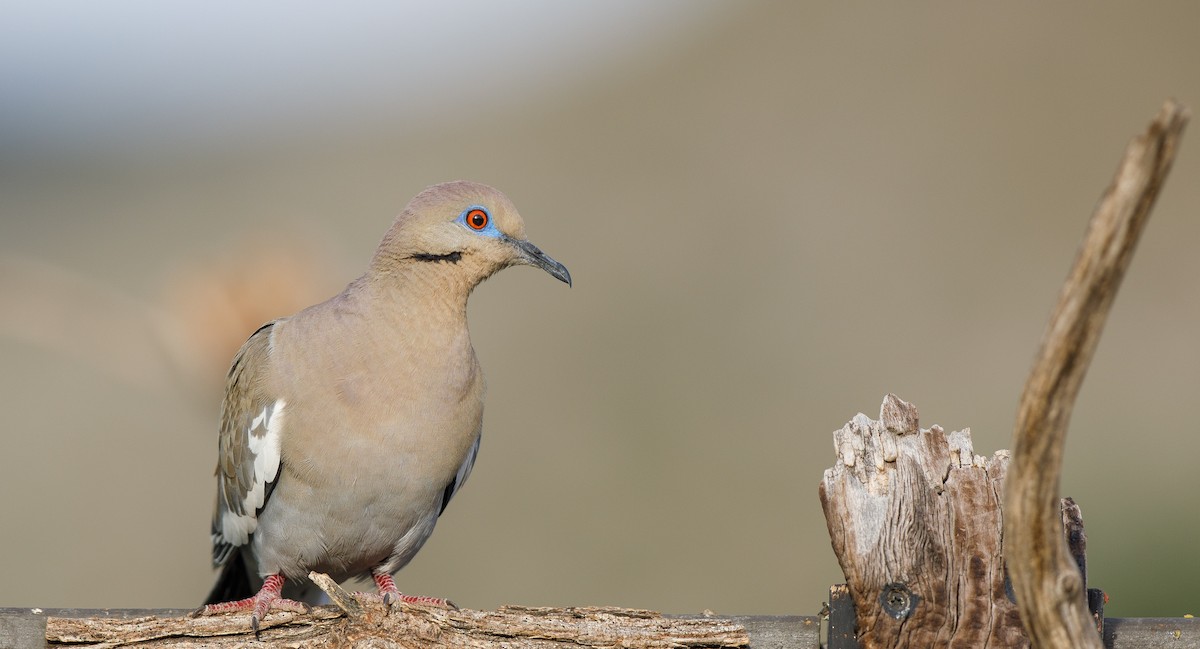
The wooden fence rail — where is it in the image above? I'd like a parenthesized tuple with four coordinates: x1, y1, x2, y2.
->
(0, 606, 816, 649)
(1, 607, 1197, 648)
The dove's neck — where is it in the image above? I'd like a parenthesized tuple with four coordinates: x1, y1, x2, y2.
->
(347, 262, 486, 333)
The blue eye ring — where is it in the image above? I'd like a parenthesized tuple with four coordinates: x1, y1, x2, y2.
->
(464, 207, 489, 231)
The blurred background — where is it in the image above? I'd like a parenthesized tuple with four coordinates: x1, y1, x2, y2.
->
(1, 1, 1198, 618)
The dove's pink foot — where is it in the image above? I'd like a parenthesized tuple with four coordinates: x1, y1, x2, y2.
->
(196, 574, 310, 633)
(369, 571, 457, 608)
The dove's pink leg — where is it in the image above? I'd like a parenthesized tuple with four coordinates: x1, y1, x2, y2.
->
(371, 571, 456, 608)
(196, 574, 309, 633)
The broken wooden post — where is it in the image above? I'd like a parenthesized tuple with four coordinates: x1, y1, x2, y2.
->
(819, 99, 1191, 649)
(818, 397, 1110, 649)
(819, 394, 1028, 649)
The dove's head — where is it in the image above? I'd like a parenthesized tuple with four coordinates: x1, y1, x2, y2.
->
(371, 180, 571, 290)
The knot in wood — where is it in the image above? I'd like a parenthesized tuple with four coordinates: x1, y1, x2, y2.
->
(879, 583, 919, 620)
(1056, 569, 1084, 599)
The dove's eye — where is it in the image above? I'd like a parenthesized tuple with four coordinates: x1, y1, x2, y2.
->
(465, 208, 489, 231)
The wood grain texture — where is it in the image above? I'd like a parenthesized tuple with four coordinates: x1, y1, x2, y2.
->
(1003, 100, 1190, 649)
(38, 602, 752, 649)
(819, 394, 1026, 649)
(5, 609, 1195, 649)
(1103, 618, 1200, 649)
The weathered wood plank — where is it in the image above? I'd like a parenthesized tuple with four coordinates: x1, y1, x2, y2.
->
(0, 609, 47, 649)
(704, 616, 819, 649)
(1104, 618, 1200, 649)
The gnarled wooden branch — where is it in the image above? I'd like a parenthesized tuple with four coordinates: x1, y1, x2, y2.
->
(1003, 100, 1189, 649)
(42, 602, 753, 648)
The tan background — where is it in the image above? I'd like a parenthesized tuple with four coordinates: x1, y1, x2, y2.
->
(2, 2, 1198, 617)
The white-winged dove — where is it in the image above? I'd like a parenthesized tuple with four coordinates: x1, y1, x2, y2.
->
(199, 181, 570, 631)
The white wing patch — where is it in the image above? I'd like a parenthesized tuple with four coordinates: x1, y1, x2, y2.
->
(220, 399, 286, 546)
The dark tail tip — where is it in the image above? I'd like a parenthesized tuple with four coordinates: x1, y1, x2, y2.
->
(203, 547, 254, 605)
